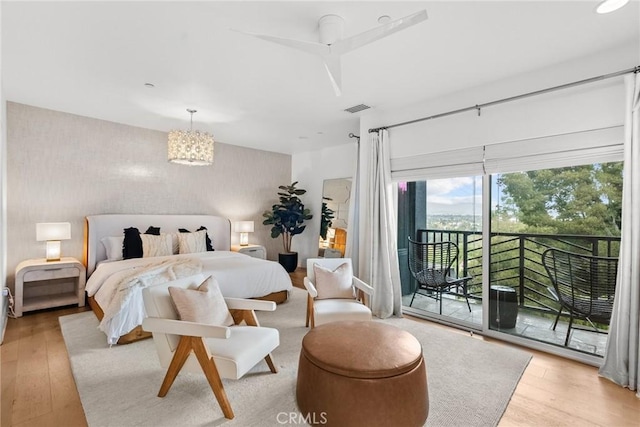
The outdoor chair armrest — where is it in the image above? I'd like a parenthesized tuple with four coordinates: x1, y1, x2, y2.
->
(447, 275, 473, 285)
(546, 286, 559, 302)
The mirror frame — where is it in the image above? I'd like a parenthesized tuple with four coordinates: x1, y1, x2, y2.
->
(319, 178, 351, 257)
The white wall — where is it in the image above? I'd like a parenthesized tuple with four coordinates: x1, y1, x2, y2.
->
(5, 103, 291, 290)
(290, 43, 638, 271)
(363, 43, 637, 159)
(291, 142, 357, 266)
(0, 0, 8, 343)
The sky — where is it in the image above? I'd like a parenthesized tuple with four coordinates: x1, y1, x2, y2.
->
(399, 175, 508, 217)
(424, 176, 483, 216)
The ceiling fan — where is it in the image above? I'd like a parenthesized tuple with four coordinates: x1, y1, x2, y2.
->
(235, 10, 428, 96)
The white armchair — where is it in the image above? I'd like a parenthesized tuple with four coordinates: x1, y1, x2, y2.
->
(304, 258, 374, 328)
(141, 273, 279, 420)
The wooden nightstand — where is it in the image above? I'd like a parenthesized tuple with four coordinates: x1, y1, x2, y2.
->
(14, 257, 86, 317)
(231, 244, 267, 260)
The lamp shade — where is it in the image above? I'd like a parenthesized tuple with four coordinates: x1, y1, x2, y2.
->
(168, 109, 214, 166)
(233, 221, 255, 233)
(234, 221, 254, 246)
(167, 130, 214, 165)
(36, 223, 71, 241)
(36, 222, 71, 261)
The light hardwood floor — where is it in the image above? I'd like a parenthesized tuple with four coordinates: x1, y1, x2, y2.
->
(2, 269, 639, 426)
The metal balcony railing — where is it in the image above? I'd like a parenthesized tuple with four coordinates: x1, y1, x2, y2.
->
(401, 229, 621, 317)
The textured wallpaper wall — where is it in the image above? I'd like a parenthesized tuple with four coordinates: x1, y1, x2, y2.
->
(6, 102, 291, 289)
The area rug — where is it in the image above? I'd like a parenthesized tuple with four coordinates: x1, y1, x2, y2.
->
(60, 287, 531, 427)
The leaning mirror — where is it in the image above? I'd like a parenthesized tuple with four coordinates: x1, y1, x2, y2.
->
(318, 178, 351, 257)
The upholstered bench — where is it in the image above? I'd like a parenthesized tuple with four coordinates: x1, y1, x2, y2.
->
(296, 321, 428, 427)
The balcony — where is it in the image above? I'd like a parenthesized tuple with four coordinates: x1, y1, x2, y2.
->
(399, 229, 620, 357)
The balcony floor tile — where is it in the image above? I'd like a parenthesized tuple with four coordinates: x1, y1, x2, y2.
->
(402, 293, 607, 357)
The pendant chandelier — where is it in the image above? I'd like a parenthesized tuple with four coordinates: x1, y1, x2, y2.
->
(168, 109, 214, 166)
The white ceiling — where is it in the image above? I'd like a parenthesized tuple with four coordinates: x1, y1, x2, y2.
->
(3, 1, 639, 155)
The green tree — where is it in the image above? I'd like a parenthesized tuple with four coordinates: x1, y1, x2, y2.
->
(497, 163, 623, 237)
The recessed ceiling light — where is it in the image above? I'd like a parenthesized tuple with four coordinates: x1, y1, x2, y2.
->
(596, 0, 629, 14)
(144, 82, 155, 88)
(298, 136, 309, 140)
(377, 15, 391, 24)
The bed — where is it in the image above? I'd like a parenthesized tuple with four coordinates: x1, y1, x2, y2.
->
(84, 214, 292, 345)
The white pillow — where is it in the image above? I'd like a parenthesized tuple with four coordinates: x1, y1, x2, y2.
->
(169, 232, 180, 254)
(101, 236, 124, 261)
(140, 233, 173, 258)
(313, 262, 355, 300)
(169, 276, 234, 326)
(178, 229, 208, 254)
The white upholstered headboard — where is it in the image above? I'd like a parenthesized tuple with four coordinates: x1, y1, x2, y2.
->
(84, 214, 231, 276)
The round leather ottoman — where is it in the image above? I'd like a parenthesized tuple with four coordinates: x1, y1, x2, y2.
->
(296, 321, 428, 427)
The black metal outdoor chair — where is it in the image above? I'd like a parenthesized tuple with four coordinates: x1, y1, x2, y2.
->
(542, 247, 618, 347)
(407, 238, 472, 315)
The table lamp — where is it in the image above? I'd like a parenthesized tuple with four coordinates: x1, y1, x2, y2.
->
(234, 221, 254, 246)
(36, 222, 71, 261)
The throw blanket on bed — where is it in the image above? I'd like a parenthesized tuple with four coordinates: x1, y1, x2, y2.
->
(99, 257, 203, 343)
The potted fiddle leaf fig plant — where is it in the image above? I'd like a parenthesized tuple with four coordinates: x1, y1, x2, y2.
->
(320, 198, 335, 241)
(263, 181, 313, 272)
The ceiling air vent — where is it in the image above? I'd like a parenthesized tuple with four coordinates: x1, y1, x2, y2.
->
(344, 104, 371, 114)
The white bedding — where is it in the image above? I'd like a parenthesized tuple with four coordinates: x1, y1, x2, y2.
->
(86, 251, 292, 344)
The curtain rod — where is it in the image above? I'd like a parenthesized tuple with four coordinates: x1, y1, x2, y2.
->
(369, 65, 640, 133)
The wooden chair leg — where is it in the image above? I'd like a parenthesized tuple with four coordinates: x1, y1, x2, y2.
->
(191, 337, 235, 420)
(307, 295, 315, 328)
(230, 309, 260, 327)
(305, 295, 313, 327)
(158, 336, 192, 397)
(229, 309, 245, 325)
(264, 353, 278, 373)
(242, 310, 260, 327)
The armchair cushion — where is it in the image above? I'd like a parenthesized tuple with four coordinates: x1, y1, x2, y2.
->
(206, 325, 279, 379)
(313, 262, 356, 300)
(313, 299, 372, 324)
(169, 275, 234, 326)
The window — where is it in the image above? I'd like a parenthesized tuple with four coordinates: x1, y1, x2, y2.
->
(394, 127, 624, 358)
(490, 163, 621, 356)
(399, 177, 483, 326)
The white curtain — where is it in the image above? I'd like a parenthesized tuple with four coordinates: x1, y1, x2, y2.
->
(346, 138, 361, 273)
(347, 129, 402, 318)
(599, 73, 640, 397)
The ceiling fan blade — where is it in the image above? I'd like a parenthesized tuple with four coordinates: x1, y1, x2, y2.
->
(330, 9, 428, 56)
(322, 55, 342, 97)
(232, 29, 331, 56)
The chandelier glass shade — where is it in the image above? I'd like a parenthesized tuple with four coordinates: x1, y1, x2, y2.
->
(168, 109, 214, 166)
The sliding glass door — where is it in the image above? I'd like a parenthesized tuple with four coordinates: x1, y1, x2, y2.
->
(398, 177, 483, 328)
(489, 163, 622, 356)
(397, 161, 622, 358)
